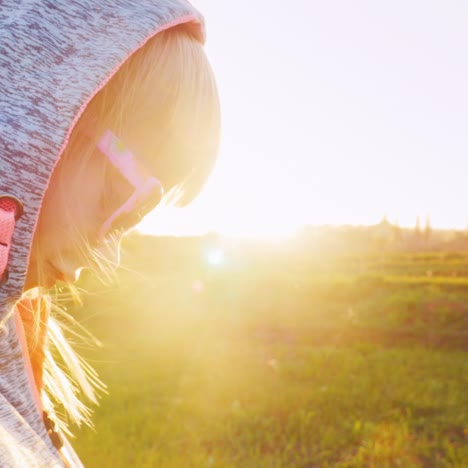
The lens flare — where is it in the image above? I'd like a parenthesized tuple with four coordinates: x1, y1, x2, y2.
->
(192, 280, 204, 293)
(207, 248, 224, 266)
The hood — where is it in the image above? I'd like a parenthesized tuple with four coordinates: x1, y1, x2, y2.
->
(0, 1, 204, 465)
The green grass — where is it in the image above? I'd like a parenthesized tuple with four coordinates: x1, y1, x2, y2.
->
(74, 333, 467, 467)
(75, 346, 468, 467)
(68, 239, 468, 467)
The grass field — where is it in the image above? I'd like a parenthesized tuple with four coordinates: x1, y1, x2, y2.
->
(69, 236, 468, 467)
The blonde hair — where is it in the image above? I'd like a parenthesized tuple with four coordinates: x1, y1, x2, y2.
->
(22, 25, 220, 434)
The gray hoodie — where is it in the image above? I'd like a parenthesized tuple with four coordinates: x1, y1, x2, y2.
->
(0, 1, 204, 465)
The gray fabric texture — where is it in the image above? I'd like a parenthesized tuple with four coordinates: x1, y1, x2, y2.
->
(0, 1, 204, 465)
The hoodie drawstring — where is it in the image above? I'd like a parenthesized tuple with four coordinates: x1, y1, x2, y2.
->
(0, 195, 24, 284)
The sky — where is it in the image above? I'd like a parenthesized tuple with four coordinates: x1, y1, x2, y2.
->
(139, 0, 468, 237)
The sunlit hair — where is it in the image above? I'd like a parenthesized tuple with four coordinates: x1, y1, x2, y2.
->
(19, 24, 221, 434)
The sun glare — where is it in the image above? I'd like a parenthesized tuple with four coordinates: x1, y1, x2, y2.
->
(137, 200, 304, 240)
(206, 248, 224, 266)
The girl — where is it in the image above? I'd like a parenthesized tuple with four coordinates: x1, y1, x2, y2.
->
(0, 1, 220, 466)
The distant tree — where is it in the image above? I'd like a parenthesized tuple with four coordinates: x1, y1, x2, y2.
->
(424, 214, 432, 242)
(415, 215, 421, 233)
(392, 218, 402, 243)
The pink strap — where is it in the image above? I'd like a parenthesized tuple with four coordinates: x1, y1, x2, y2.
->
(97, 129, 149, 187)
(0, 198, 19, 283)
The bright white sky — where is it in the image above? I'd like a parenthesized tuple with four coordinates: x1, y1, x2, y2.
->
(140, 0, 468, 237)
